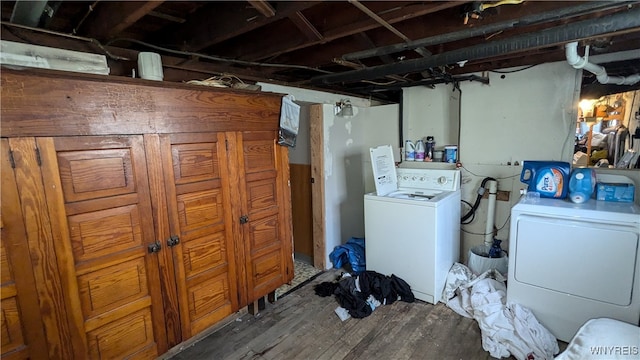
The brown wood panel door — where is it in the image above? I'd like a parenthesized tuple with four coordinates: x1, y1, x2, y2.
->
(160, 133, 239, 338)
(1, 139, 49, 360)
(39, 136, 168, 359)
(234, 131, 293, 304)
(290, 164, 313, 260)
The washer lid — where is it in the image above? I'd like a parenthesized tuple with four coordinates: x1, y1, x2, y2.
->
(370, 145, 398, 196)
(387, 190, 435, 201)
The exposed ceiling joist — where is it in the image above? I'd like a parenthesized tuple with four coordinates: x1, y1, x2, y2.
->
(237, 2, 460, 62)
(288, 11, 323, 41)
(312, 7, 640, 85)
(342, 1, 634, 62)
(84, 1, 165, 39)
(1, 1, 638, 101)
(248, 0, 276, 18)
(348, 0, 431, 57)
(166, 2, 316, 53)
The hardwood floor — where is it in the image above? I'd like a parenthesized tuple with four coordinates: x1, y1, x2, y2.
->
(164, 269, 542, 360)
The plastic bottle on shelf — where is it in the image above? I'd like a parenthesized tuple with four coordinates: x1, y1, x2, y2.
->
(426, 136, 434, 161)
(415, 139, 425, 161)
(405, 140, 415, 161)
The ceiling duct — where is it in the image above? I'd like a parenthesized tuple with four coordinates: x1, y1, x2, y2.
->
(565, 42, 640, 86)
(312, 7, 640, 86)
(10, 0, 49, 27)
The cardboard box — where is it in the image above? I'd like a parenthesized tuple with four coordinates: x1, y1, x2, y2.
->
(596, 182, 635, 203)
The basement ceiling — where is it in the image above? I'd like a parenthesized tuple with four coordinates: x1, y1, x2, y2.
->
(2, 1, 640, 102)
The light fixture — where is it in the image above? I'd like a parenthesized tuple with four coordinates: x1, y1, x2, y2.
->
(335, 99, 353, 117)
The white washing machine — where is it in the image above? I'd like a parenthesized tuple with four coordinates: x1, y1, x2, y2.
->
(507, 197, 640, 342)
(364, 146, 461, 304)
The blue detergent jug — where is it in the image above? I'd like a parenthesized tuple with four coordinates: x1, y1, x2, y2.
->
(569, 168, 596, 203)
(520, 161, 570, 199)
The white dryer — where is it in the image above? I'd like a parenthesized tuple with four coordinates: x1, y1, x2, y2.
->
(364, 146, 461, 304)
(507, 197, 640, 342)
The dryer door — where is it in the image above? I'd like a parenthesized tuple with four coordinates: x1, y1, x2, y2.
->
(513, 214, 638, 306)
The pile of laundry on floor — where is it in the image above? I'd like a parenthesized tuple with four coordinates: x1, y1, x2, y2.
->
(442, 263, 559, 360)
(314, 271, 415, 321)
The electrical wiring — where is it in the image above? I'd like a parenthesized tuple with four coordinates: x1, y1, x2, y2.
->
(106, 38, 334, 74)
(1, 21, 129, 61)
(480, 0, 525, 12)
(489, 64, 538, 74)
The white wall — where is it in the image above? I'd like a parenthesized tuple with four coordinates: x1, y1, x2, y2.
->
(259, 64, 639, 271)
(287, 102, 311, 165)
(403, 85, 460, 148)
(320, 103, 400, 268)
(403, 61, 582, 263)
(257, 82, 400, 269)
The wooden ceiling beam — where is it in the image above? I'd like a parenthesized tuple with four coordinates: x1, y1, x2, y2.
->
(83, 1, 165, 40)
(166, 2, 317, 53)
(248, 1, 276, 18)
(289, 11, 323, 41)
(233, 1, 459, 62)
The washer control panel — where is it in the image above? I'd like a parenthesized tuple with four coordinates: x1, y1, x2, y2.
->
(396, 168, 460, 192)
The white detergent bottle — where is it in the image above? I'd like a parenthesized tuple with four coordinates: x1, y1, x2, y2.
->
(405, 140, 415, 161)
(415, 139, 425, 161)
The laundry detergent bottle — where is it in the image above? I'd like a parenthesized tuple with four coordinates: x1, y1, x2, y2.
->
(415, 139, 426, 161)
(405, 140, 416, 161)
(569, 168, 596, 203)
(520, 161, 570, 199)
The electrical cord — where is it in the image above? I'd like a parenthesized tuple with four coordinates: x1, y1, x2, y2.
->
(489, 64, 538, 74)
(106, 38, 334, 74)
(461, 177, 497, 223)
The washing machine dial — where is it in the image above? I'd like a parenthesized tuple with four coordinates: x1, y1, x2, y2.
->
(437, 176, 448, 185)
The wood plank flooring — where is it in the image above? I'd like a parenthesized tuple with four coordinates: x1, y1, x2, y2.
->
(165, 269, 564, 360)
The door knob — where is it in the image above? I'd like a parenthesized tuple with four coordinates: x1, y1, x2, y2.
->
(167, 235, 180, 247)
(240, 215, 249, 224)
(147, 241, 161, 253)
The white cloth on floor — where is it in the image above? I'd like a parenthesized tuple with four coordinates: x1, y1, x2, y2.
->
(442, 263, 559, 360)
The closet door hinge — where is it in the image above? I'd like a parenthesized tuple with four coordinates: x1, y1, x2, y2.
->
(35, 147, 42, 166)
(225, 139, 229, 150)
(8, 150, 16, 168)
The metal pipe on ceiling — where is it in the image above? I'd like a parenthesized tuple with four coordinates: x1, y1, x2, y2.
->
(342, 1, 636, 62)
(311, 7, 640, 85)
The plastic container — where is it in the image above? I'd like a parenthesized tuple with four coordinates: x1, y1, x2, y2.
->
(467, 245, 508, 275)
(444, 145, 457, 163)
(405, 140, 415, 161)
(426, 136, 435, 160)
(569, 168, 596, 204)
(520, 161, 570, 199)
(433, 150, 443, 162)
(415, 139, 425, 161)
(138, 52, 164, 81)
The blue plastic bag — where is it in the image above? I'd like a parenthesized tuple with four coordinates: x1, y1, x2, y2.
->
(329, 237, 365, 273)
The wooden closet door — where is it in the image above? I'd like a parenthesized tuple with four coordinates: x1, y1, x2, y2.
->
(159, 133, 239, 338)
(39, 136, 168, 359)
(1, 139, 49, 360)
(233, 131, 293, 304)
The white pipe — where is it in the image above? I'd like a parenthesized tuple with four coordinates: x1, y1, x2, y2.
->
(565, 42, 640, 86)
(484, 180, 498, 247)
